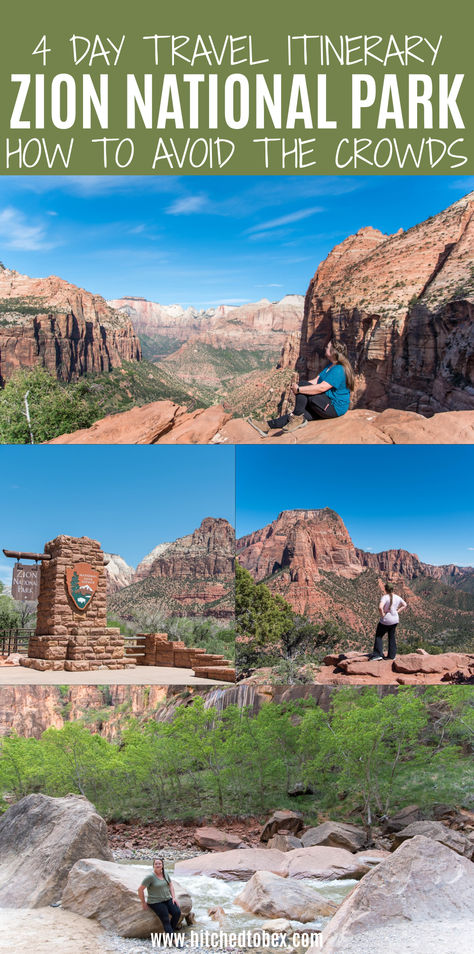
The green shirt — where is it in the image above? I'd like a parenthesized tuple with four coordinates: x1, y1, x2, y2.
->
(141, 871, 172, 903)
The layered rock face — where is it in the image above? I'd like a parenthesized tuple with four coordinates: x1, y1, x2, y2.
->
(356, 548, 471, 585)
(109, 295, 303, 359)
(296, 192, 474, 414)
(104, 553, 135, 594)
(0, 266, 141, 385)
(144, 517, 234, 580)
(237, 509, 474, 643)
(109, 518, 235, 621)
(238, 509, 364, 616)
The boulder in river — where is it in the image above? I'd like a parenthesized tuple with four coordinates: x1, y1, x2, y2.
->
(281, 846, 370, 880)
(174, 848, 286, 881)
(235, 870, 338, 920)
(391, 820, 474, 858)
(62, 858, 192, 938)
(0, 793, 112, 907)
(318, 835, 474, 954)
(301, 821, 367, 852)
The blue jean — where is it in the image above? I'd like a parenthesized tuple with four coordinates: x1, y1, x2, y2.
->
(148, 898, 181, 933)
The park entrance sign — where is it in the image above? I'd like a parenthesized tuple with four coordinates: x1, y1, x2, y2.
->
(66, 563, 99, 611)
(11, 563, 41, 602)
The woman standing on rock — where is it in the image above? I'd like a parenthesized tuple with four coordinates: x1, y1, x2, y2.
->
(138, 857, 182, 936)
(248, 340, 355, 437)
(370, 583, 408, 661)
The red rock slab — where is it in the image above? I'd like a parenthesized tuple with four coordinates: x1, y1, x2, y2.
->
(393, 652, 473, 674)
(218, 409, 474, 445)
(194, 827, 246, 852)
(336, 657, 392, 678)
(49, 400, 182, 444)
(157, 406, 231, 443)
(173, 848, 286, 881)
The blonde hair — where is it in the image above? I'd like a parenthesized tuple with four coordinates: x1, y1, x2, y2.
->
(329, 340, 355, 391)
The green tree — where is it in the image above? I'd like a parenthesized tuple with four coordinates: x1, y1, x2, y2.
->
(0, 367, 99, 444)
(0, 582, 20, 631)
(300, 688, 429, 828)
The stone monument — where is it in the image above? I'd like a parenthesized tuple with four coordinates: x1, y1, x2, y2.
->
(20, 535, 134, 672)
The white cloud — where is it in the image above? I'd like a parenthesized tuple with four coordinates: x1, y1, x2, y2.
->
(448, 177, 474, 192)
(244, 206, 323, 236)
(468, 547, 474, 551)
(166, 194, 209, 215)
(0, 206, 56, 251)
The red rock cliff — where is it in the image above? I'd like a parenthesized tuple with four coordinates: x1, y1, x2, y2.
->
(296, 193, 474, 414)
(0, 267, 141, 385)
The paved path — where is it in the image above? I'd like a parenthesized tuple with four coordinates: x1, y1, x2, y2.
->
(0, 664, 228, 686)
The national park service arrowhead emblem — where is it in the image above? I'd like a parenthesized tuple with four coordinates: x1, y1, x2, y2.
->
(66, 563, 99, 611)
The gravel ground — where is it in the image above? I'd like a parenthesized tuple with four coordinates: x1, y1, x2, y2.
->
(331, 919, 474, 954)
(113, 848, 197, 862)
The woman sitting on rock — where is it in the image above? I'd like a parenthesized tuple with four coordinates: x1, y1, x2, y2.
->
(248, 340, 355, 437)
(138, 857, 181, 936)
(369, 583, 408, 661)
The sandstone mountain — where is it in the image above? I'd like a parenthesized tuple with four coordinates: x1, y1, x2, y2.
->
(104, 554, 135, 595)
(109, 517, 235, 621)
(293, 192, 474, 414)
(237, 509, 474, 651)
(109, 295, 303, 363)
(0, 265, 141, 386)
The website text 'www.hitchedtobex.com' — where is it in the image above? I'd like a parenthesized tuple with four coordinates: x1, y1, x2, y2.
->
(151, 930, 324, 948)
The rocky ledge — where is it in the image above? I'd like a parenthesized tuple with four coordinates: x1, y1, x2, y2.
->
(48, 401, 474, 445)
(315, 650, 474, 686)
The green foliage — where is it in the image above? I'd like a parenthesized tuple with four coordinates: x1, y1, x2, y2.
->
(0, 367, 99, 443)
(0, 361, 205, 445)
(235, 563, 332, 669)
(164, 618, 236, 662)
(0, 689, 472, 823)
(0, 582, 20, 631)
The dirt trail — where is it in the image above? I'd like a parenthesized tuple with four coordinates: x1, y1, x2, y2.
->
(0, 907, 115, 954)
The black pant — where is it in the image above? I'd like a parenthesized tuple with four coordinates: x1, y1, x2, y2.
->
(268, 380, 337, 429)
(148, 899, 181, 934)
(373, 622, 398, 660)
(293, 380, 338, 421)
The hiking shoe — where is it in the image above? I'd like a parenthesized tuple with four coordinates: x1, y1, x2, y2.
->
(282, 414, 308, 434)
(368, 654, 383, 661)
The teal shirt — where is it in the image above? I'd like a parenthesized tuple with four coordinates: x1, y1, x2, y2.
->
(318, 364, 350, 416)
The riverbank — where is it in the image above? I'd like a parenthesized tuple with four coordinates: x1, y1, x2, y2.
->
(108, 819, 264, 858)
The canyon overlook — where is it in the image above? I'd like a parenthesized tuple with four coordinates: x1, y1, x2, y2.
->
(237, 509, 474, 647)
(2, 191, 473, 444)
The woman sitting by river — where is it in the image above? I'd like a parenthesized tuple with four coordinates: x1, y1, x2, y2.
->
(248, 340, 355, 437)
(138, 857, 182, 936)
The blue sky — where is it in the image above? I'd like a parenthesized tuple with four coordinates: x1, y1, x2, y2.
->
(0, 445, 234, 584)
(0, 174, 472, 307)
(236, 446, 474, 567)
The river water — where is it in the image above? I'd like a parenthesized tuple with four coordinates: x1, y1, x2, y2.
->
(117, 858, 355, 952)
